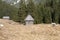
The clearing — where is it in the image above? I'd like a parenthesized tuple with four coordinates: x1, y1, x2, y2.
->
(0, 19, 60, 40)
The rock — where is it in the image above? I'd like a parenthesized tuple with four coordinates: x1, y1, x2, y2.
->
(51, 23, 56, 27)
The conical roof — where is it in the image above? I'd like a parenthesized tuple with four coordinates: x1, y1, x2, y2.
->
(25, 14, 34, 21)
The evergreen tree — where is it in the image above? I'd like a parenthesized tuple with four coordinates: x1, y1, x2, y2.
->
(36, 4, 44, 23)
(0, 0, 60, 24)
(0, 0, 4, 18)
(54, 0, 60, 23)
(27, 0, 37, 23)
(37, 2, 52, 23)
(27, 0, 35, 13)
(45, 0, 59, 23)
(18, 0, 27, 23)
(44, 7, 52, 23)
(0, 0, 18, 20)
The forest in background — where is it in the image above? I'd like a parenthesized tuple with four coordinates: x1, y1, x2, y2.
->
(0, 0, 60, 24)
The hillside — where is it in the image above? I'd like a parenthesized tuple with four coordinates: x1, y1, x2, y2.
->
(0, 19, 60, 40)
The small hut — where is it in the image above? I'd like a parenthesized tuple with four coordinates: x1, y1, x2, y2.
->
(3, 16, 10, 20)
(24, 14, 34, 25)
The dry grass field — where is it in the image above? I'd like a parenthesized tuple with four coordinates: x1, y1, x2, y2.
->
(0, 19, 60, 40)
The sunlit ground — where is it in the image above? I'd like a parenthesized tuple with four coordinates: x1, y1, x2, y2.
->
(0, 19, 60, 40)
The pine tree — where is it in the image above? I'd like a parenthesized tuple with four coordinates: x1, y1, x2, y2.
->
(27, 0, 35, 13)
(54, 0, 60, 23)
(37, 2, 52, 23)
(0, 0, 5, 18)
(18, 0, 27, 23)
(36, 3, 44, 23)
(0, 0, 18, 20)
(45, 0, 59, 23)
(27, 0, 37, 23)
(44, 7, 52, 23)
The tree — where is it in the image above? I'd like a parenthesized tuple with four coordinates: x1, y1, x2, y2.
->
(45, 0, 60, 23)
(0, 0, 18, 20)
(27, 0, 38, 24)
(18, 0, 27, 23)
(36, 3, 44, 23)
(36, 2, 52, 23)
(54, 0, 60, 23)
(44, 7, 52, 23)
(0, 0, 4, 18)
